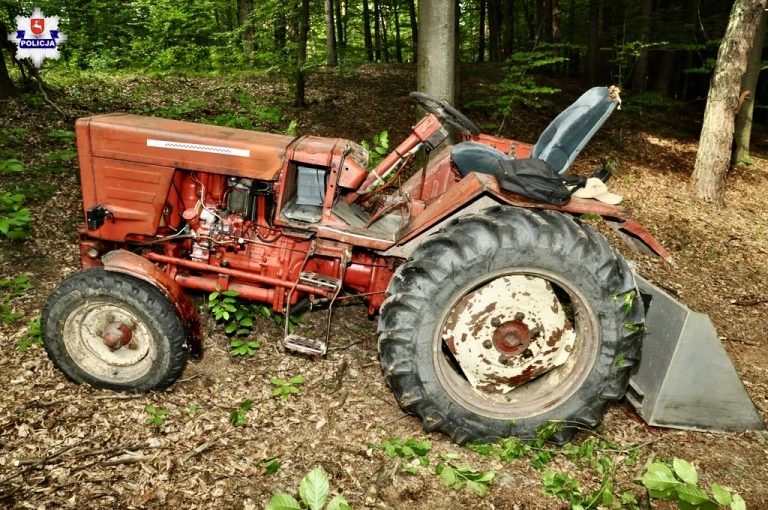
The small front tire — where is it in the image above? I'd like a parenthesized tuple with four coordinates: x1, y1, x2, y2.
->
(42, 268, 188, 392)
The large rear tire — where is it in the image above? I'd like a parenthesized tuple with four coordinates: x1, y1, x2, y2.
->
(378, 207, 644, 444)
(42, 269, 188, 392)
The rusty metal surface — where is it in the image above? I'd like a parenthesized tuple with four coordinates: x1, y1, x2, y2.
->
(84, 114, 294, 180)
(441, 275, 575, 394)
(102, 250, 202, 356)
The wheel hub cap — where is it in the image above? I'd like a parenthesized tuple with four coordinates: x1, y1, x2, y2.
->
(441, 275, 576, 394)
(103, 321, 133, 349)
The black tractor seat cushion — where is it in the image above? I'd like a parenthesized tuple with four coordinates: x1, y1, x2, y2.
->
(450, 141, 578, 205)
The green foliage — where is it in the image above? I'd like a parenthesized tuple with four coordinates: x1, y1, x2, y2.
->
(1, 275, 30, 325)
(360, 131, 388, 168)
(435, 463, 495, 496)
(641, 459, 746, 509)
(145, 404, 169, 427)
(17, 315, 44, 352)
(263, 457, 280, 475)
(0, 193, 33, 240)
(0, 159, 24, 174)
(378, 438, 431, 474)
(230, 399, 253, 426)
(270, 375, 305, 400)
(208, 288, 261, 356)
(266, 466, 351, 510)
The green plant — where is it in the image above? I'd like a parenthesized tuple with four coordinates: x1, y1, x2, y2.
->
(641, 459, 746, 510)
(435, 462, 495, 496)
(186, 404, 201, 417)
(378, 438, 431, 474)
(360, 131, 388, 167)
(17, 315, 43, 352)
(0, 159, 24, 174)
(145, 404, 169, 427)
(0, 193, 32, 240)
(208, 288, 261, 356)
(266, 466, 351, 510)
(1, 275, 31, 325)
(270, 375, 305, 400)
(263, 457, 280, 475)
(230, 399, 252, 426)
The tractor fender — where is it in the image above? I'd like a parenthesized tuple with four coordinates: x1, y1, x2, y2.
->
(383, 173, 673, 262)
(102, 250, 202, 357)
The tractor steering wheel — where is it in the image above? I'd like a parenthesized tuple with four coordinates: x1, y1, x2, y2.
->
(409, 91, 481, 136)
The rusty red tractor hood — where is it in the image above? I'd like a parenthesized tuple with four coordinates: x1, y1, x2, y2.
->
(39, 88, 761, 446)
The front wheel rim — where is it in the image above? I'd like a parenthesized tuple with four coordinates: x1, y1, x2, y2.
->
(433, 267, 600, 421)
(62, 300, 157, 384)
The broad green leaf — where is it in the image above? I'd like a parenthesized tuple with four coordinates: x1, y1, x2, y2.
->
(264, 458, 280, 475)
(642, 463, 679, 491)
(476, 470, 495, 483)
(675, 483, 710, 505)
(711, 483, 732, 505)
(240, 317, 252, 327)
(289, 375, 305, 385)
(270, 377, 287, 386)
(438, 465, 458, 488)
(465, 480, 488, 497)
(648, 488, 676, 500)
(265, 493, 301, 510)
(222, 290, 239, 297)
(730, 493, 746, 510)
(673, 458, 698, 485)
(327, 494, 352, 510)
(299, 467, 330, 510)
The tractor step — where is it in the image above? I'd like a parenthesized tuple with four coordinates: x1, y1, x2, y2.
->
(299, 272, 341, 292)
(283, 334, 327, 356)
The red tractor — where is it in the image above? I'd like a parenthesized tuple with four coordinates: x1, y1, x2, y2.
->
(42, 89, 762, 444)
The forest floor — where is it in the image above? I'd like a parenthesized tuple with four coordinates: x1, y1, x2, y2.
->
(1, 65, 767, 509)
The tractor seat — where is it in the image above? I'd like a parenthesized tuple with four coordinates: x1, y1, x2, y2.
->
(451, 142, 511, 177)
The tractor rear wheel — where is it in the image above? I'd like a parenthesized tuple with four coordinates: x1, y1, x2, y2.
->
(378, 207, 644, 444)
(42, 269, 188, 392)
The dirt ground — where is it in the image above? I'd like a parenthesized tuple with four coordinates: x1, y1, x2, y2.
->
(1, 65, 767, 509)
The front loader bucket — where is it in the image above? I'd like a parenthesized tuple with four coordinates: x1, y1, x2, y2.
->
(626, 276, 765, 432)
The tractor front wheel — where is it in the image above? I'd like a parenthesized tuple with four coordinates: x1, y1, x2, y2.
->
(378, 207, 644, 444)
(42, 269, 188, 392)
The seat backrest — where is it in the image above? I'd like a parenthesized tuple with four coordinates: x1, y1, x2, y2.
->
(532, 87, 620, 175)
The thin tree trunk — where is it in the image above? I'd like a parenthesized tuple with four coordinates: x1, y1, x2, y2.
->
(632, 0, 653, 92)
(502, 0, 514, 59)
(237, 0, 254, 54)
(586, 0, 599, 85)
(374, 0, 382, 61)
(543, 0, 553, 42)
(343, 0, 350, 44)
(325, 0, 338, 65)
(408, 0, 418, 61)
(294, 0, 310, 108)
(478, 0, 487, 62)
(393, 0, 403, 63)
(381, 1, 390, 62)
(734, 10, 766, 164)
(274, 11, 287, 51)
(521, 0, 535, 44)
(488, 0, 502, 61)
(334, 0, 345, 47)
(363, 0, 374, 61)
(417, 0, 457, 103)
(0, 43, 16, 99)
(692, 0, 767, 205)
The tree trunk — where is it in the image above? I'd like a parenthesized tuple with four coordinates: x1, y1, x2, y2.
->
(274, 11, 287, 51)
(408, 0, 418, 61)
(294, 0, 310, 108)
(363, 0, 374, 61)
(586, 0, 599, 85)
(381, 1, 391, 62)
(0, 44, 16, 99)
(237, 0, 254, 54)
(692, 0, 767, 205)
(393, 0, 403, 63)
(733, 10, 767, 164)
(417, 0, 457, 104)
(631, 0, 653, 92)
(488, 0, 502, 61)
(335, 0, 345, 47)
(543, 0, 553, 43)
(478, 0, 486, 62)
(502, 0, 514, 59)
(374, 0, 382, 61)
(325, 0, 338, 65)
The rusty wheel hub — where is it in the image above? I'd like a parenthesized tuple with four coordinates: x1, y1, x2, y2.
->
(441, 274, 576, 394)
(103, 321, 134, 350)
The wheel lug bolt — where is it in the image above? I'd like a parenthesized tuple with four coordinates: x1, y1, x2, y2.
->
(482, 340, 493, 349)
(491, 317, 501, 327)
